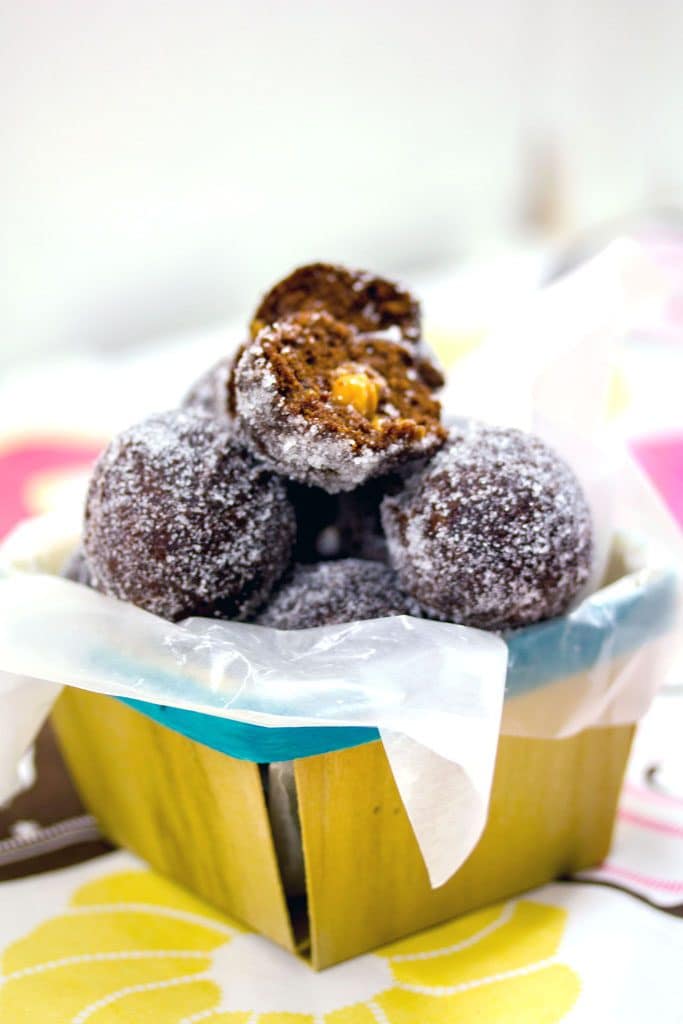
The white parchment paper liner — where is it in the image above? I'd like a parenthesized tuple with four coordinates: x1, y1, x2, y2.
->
(0, 551, 507, 889)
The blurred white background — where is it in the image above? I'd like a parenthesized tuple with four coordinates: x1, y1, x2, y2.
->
(2, 0, 682, 367)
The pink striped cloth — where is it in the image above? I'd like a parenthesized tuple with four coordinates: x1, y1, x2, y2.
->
(577, 778, 683, 909)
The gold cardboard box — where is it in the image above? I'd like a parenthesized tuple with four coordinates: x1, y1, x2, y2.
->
(53, 689, 632, 969)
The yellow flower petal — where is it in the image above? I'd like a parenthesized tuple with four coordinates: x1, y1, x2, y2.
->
(326, 1007, 384, 1024)
(379, 903, 504, 960)
(378, 964, 579, 1023)
(72, 870, 238, 927)
(1, 959, 215, 1024)
(389, 902, 568, 988)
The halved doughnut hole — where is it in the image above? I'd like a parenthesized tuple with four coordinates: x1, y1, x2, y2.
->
(254, 313, 444, 452)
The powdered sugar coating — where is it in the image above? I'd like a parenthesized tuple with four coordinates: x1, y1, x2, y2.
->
(381, 422, 593, 630)
(256, 558, 421, 629)
(84, 410, 295, 621)
(182, 356, 233, 421)
(232, 314, 443, 493)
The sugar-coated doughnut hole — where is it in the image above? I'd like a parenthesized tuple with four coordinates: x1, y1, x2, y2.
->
(382, 422, 594, 630)
(84, 409, 295, 621)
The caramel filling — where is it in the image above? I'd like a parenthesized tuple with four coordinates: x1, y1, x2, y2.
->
(331, 369, 381, 419)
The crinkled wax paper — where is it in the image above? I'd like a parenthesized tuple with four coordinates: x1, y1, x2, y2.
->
(0, 239, 681, 888)
(0, 551, 507, 889)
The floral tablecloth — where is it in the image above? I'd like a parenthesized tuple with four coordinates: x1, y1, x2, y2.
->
(1, 296, 682, 1023)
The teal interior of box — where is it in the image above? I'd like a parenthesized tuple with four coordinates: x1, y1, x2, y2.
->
(119, 568, 677, 763)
